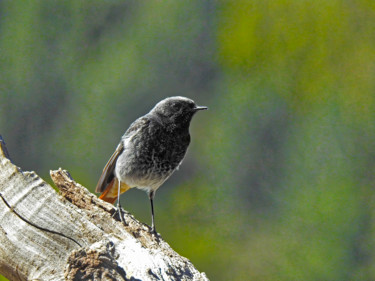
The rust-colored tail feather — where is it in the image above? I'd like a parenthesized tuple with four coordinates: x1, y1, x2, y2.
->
(98, 177, 131, 205)
(98, 178, 118, 204)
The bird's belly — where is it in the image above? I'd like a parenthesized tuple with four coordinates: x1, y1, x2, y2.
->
(124, 172, 169, 190)
(115, 134, 187, 191)
(115, 157, 174, 191)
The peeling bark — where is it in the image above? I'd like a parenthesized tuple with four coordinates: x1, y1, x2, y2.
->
(0, 137, 209, 281)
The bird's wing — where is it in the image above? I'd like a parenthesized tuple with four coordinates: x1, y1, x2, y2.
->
(95, 116, 151, 193)
(123, 115, 151, 138)
(95, 141, 124, 193)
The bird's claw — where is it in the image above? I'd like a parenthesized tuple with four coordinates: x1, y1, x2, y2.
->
(150, 227, 158, 235)
(113, 206, 127, 226)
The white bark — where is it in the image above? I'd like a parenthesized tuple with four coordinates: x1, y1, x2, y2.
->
(0, 138, 209, 281)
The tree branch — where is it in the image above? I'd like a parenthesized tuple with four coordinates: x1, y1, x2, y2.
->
(0, 136, 209, 281)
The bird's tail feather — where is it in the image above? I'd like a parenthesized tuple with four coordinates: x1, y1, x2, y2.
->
(98, 177, 130, 204)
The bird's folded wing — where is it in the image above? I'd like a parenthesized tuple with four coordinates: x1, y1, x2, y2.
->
(95, 141, 124, 193)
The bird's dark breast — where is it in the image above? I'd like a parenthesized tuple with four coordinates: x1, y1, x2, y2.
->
(131, 120, 190, 179)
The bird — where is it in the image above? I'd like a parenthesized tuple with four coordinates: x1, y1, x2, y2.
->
(95, 96, 207, 234)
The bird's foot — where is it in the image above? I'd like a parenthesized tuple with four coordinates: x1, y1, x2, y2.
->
(112, 206, 127, 226)
(150, 227, 161, 243)
(150, 226, 158, 236)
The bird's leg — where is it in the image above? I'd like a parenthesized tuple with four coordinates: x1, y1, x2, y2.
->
(149, 190, 156, 234)
(116, 180, 126, 225)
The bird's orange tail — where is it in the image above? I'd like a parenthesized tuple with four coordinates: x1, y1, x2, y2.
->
(98, 177, 131, 204)
(99, 184, 118, 204)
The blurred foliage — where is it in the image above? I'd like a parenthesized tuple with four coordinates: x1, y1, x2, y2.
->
(1, 0, 375, 280)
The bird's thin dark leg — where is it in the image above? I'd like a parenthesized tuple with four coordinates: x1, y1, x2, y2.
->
(116, 180, 125, 225)
(149, 191, 156, 234)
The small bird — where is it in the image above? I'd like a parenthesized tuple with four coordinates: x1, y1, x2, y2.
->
(96, 96, 207, 233)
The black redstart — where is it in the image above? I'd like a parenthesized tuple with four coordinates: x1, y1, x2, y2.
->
(96, 96, 207, 233)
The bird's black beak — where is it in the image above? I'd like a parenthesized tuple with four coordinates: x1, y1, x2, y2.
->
(194, 105, 208, 111)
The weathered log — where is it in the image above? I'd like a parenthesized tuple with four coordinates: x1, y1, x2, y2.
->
(0, 136, 209, 281)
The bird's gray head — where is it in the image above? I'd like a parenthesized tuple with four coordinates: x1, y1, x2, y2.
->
(150, 96, 207, 129)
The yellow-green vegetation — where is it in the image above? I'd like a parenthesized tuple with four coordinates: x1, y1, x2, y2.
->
(1, 1, 374, 280)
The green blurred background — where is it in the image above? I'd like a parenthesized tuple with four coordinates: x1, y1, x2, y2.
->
(1, 1, 375, 280)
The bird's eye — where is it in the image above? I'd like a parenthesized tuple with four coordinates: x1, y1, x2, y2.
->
(172, 103, 181, 110)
